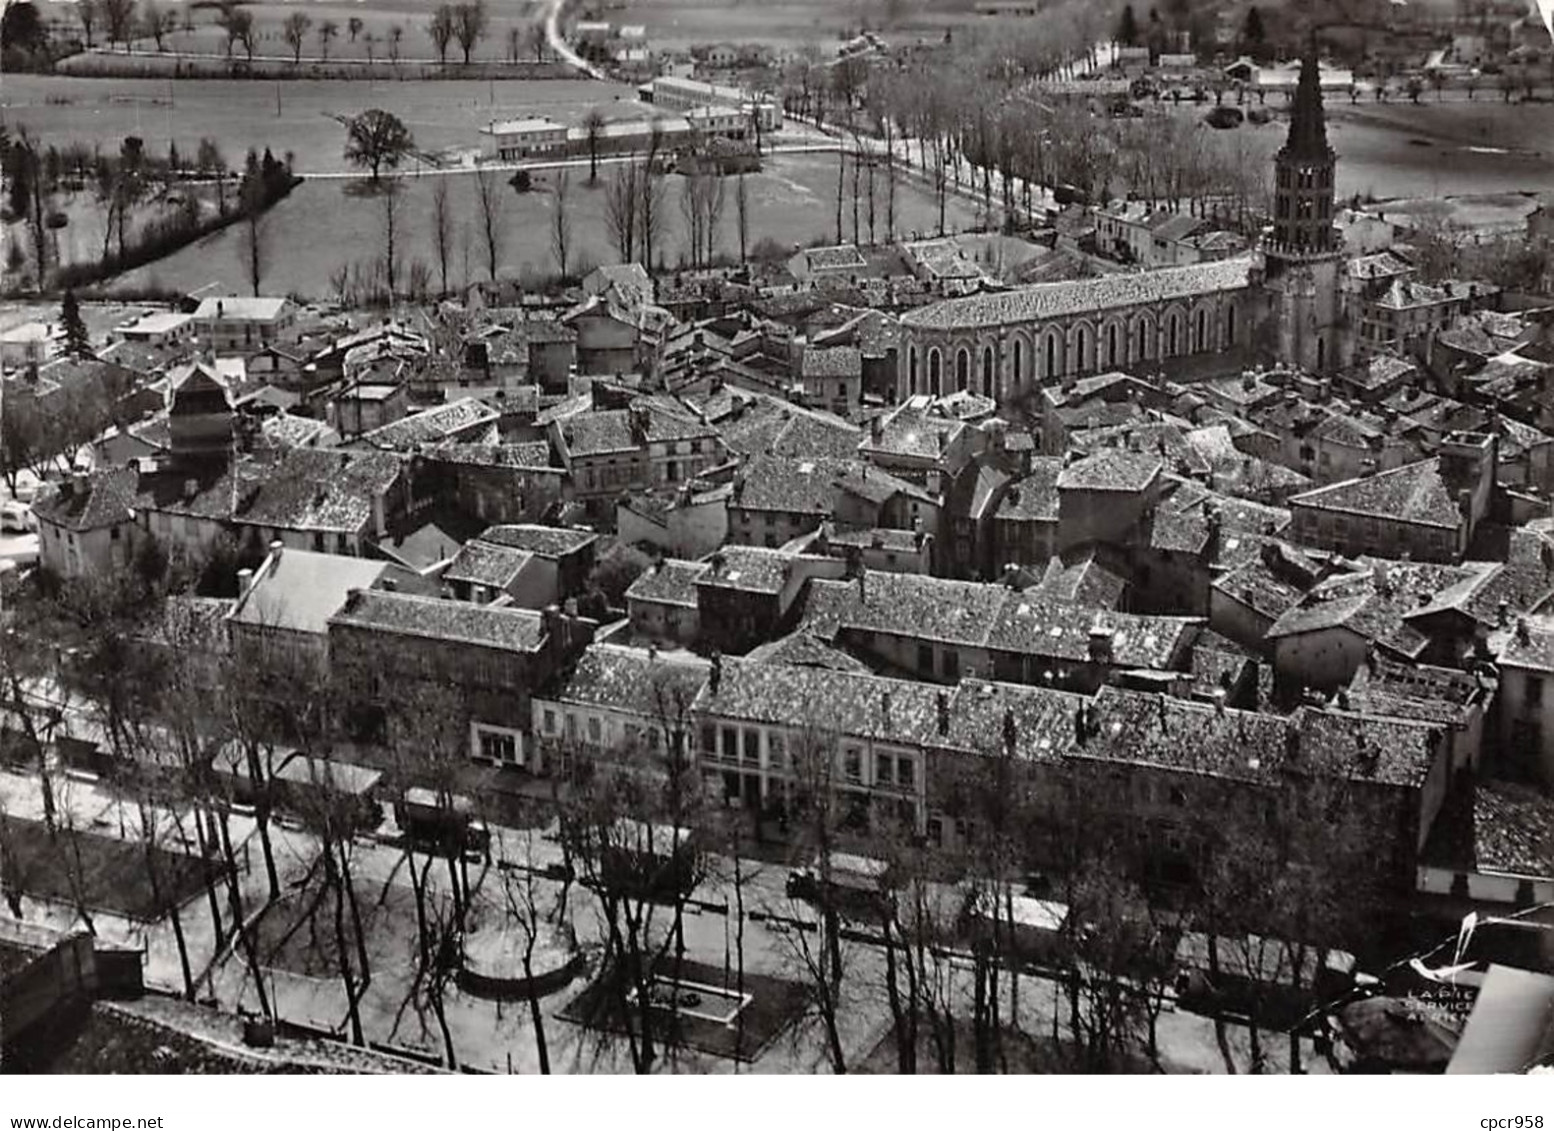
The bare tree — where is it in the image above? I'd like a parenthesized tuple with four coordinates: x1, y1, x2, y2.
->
(427, 5, 455, 65)
(452, 0, 487, 64)
(282, 12, 312, 65)
(474, 168, 504, 282)
(431, 176, 453, 298)
(141, 1, 175, 51)
(583, 108, 606, 185)
(347, 15, 363, 42)
(380, 176, 402, 299)
(603, 161, 640, 265)
(317, 18, 339, 61)
(735, 172, 750, 265)
(101, 0, 136, 49)
(238, 162, 269, 297)
(637, 122, 668, 270)
(550, 168, 574, 280)
(388, 24, 404, 65)
(78, 0, 100, 47)
(526, 21, 546, 62)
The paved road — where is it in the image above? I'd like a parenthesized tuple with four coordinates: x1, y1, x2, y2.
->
(544, 0, 606, 81)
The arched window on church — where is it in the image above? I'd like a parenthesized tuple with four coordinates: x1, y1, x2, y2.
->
(1168, 316, 1180, 357)
(909, 347, 919, 395)
(1075, 328, 1088, 373)
(929, 348, 942, 395)
(1226, 305, 1237, 346)
(1136, 318, 1148, 361)
(1106, 324, 1118, 369)
(1195, 309, 1208, 352)
(1045, 333, 1057, 378)
(1317, 336, 1326, 371)
(1013, 339, 1023, 383)
(982, 348, 994, 397)
(956, 348, 970, 392)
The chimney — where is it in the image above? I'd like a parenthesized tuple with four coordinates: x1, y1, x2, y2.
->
(1088, 624, 1115, 664)
(381, 577, 398, 593)
(1073, 703, 1088, 747)
(237, 567, 254, 594)
(1002, 707, 1016, 756)
(71, 470, 89, 495)
(1001, 562, 1021, 589)
(1457, 487, 1474, 521)
(1517, 618, 1532, 646)
(935, 690, 950, 736)
(856, 564, 868, 602)
(1497, 599, 1510, 628)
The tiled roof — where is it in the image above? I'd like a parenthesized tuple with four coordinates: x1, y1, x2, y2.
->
(826, 525, 924, 554)
(1056, 450, 1162, 493)
(1345, 656, 1485, 726)
(1148, 483, 1290, 561)
(806, 572, 1194, 668)
(421, 441, 555, 470)
(940, 679, 1084, 761)
(1472, 782, 1554, 877)
(695, 656, 946, 744)
(731, 455, 842, 515)
(985, 595, 1195, 668)
(443, 540, 532, 589)
(236, 448, 404, 535)
(800, 346, 862, 379)
(545, 644, 708, 716)
(1033, 552, 1129, 608)
(859, 401, 965, 461)
(479, 523, 596, 559)
(900, 257, 1255, 332)
(1081, 688, 1440, 788)
(31, 467, 138, 533)
(330, 589, 546, 652)
(1290, 458, 1463, 529)
(1267, 559, 1478, 655)
(696, 546, 808, 595)
(745, 630, 874, 673)
(1494, 614, 1554, 674)
(359, 397, 499, 449)
(995, 459, 1063, 522)
(626, 559, 708, 607)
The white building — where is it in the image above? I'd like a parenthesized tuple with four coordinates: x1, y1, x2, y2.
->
(482, 117, 570, 162)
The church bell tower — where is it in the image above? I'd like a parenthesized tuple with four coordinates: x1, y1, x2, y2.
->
(1262, 40, 1346, 374)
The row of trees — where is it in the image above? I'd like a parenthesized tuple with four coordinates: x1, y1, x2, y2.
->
(2, 124, 296, 294)
(2, 528, 1386, 1073)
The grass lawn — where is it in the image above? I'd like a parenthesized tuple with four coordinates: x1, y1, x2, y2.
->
(107, 154, 982, 299)
(1, 74, 636, 175)
(60, 0, 550, 67)
(616, 0, 1001, 53)
(0, 815, 225, 921)
(558, 955, 807, 1062)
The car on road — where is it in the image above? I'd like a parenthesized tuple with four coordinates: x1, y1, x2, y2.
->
(1, 501, 37, 533)
(786, 851, 895, 922)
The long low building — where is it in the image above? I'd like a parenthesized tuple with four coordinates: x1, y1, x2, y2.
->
(481, 105, 756, 163)
(896, 256, 1260, 404)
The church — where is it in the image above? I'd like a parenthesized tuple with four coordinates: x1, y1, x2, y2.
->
(895, 45, 1348, 403)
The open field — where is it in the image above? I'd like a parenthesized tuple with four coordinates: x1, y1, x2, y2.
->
(53, 0, 551, 65)
(613, 0, 979, 52)
(108, 154, 982, 298)
(1, 74, 636, 174)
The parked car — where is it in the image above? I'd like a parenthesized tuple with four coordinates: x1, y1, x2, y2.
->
(0, 501, 36, 533)
(786, 851, 895, 922)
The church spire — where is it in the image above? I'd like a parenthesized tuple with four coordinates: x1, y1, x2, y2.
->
(1267, 33, 1337, 260)
(1281, 36, 1332, 163)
